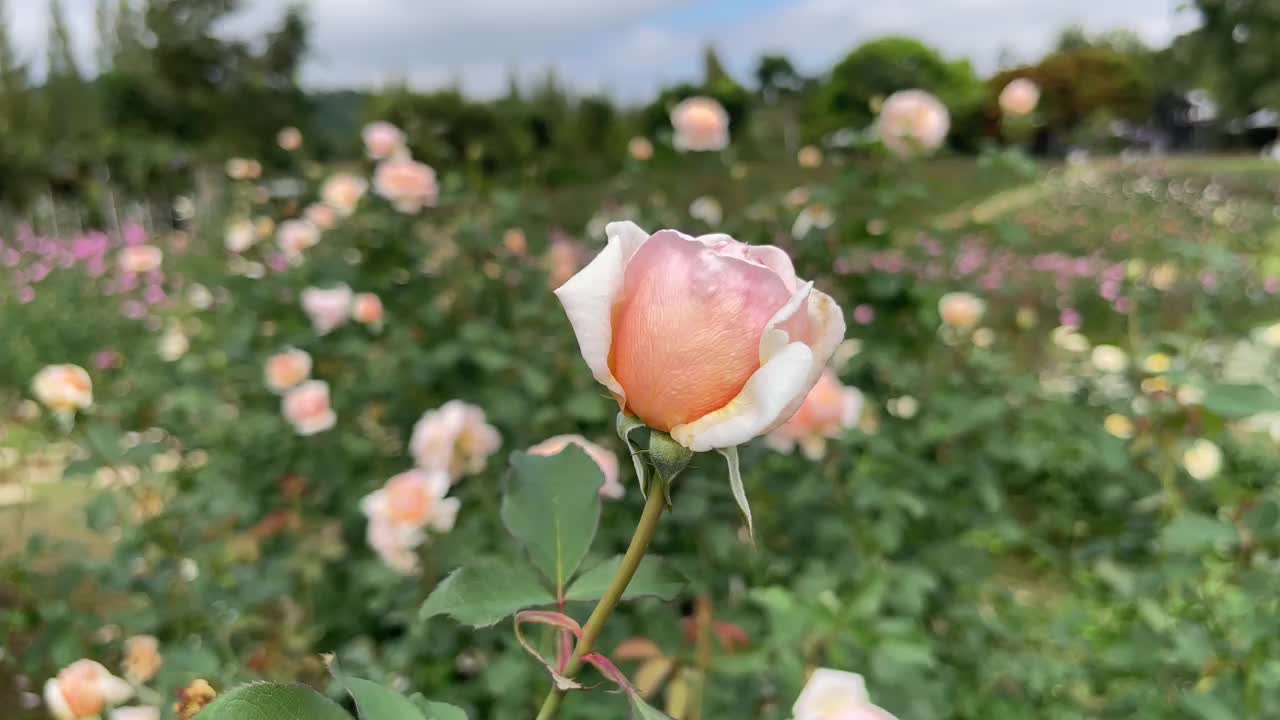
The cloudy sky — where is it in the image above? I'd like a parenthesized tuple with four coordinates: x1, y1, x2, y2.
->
(12, 0, 1199, 100)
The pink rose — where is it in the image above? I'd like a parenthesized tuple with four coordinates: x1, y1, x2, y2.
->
(304, 203, 338, 231)
(352, 292, 384, 328)
(43, 659, 134, 720)
(670, 96, 730, 152)
(360, 469, 460, 573)
(793, 669, 897, 720)
(364, 518, 419, 574)
(409, 400, 501, 481)
(374, 158, 438, 213)
(320, 173, 369, 216)
(528, 434, 624, 499)
(999, 78, 1040, 117)
(876, 90, 949, 157)
(118, 245, 163, 274)
(301, 284, 353, 335)
(277, 126, 303, 151)
(264, 348, 312, 393)
(282, 380, 337, 435)
(121, 635, 161, 684)
(766, 370, 863, 460)
(32, 364, 93, 413)
(277, 219, 320, 258)
(555, 221, 845, 451)
(362, 121, 406, 160)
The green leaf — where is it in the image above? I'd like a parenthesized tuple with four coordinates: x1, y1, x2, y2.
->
(419, 701, 468, 720)
(1182, 689, 1236, 720)
(334, 670, 426, 720)
(1160, 513, 1238, 554)
(628, 694, 676, 719)
(501, 448, 604, 595)
(196, 682, 352, 720)
(1201, 382, 1280, 418)
(718, 446, 753, 541)
(565, 555, 685, 603)
(420, 557, 556, 627)
(617, 413, 650, 497)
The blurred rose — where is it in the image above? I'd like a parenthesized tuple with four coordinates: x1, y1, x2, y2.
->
(410, 400, 501, 481)
(32, 364, 92, 414)
(766, 370, 862, 460)
(555, 221, 845, 451)
(352, 292, 384, 328)
(119, 245, 162, 274)
(365, 518, 419, 574)
(282, 380, 337, 435)
(502, 228, 528, 255)
(1143, 352, 1171, 374)
(265, 348, 312, 394)
(362, 121, 406, 160)
(254, 216, 276, 239)
(1256, 322, 1280, 348)
(876, 90, 949, 157)
(689, 196, 723, 226)
(277, 126, 303, 151)
(1090, 344, 1129, 373)
(122, 635, 161, 684)
(304, 203, 338, 231)
(301, 284, 352, 335)
(374, 158, 438, 213)
(628, 136, 654, 161)
(1149, 262, 1179, 290)
(277, 219, 320, 258)
(225, 218, 256, 253)
(547, 235, 582, 289)
(528, 434, 624, 499)
(110, 708, 160, 720)
(1104, 414, 1134, 439)
(225, 157, 261, 181)
(938, 292, 984, 330)
(998, 78, 1040, 116)
(43, 660, 133, 720)
(793, 668, 897, 720)
(320, 173, 369, 216)
(797, 145, 823, 168)
(1183, 439, 1222, 481)
(670, 96, 730, 152)
(158, 325, 189, 362)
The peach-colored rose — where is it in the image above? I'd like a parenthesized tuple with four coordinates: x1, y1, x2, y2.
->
(362, 121, 406, 160)
(938, 292, 985, 330)
(766, 370, 863, 460)
(556, 221, 845, 451)
(301, 284, 352, 335)
(374, 158, 438, 213)
(360, 469, 459, 573)
(224, 157, 261, 181)
(999, 78, 1040, 117)
(225, 218, 256, 253)
(364, 517, 419, 573)
(503, 228, 528, 256)
(628, 136, 654, 161)
(282, 380, 336, 435)
(409, 400, 501, 481)
(277, 219, 320, 258)
(264, 348, 312, 393)
(797, 145, 824, 168)
(352, 292, 383, 328)
(793, 669, 896, 720)
(277, 126, 303, 151)
(43, 659, 134, 720)
(876, 90, 950, 157)
(32, 364, 93, 413)
(320, 173, 369, 217)
(304, 203, 338, 231)
(547, 235, 582, 289)
(529, 434, 624, 500)
(671, 96, 730, 152)
(122, 635, 161, 684)
(119, 245, 163, 274)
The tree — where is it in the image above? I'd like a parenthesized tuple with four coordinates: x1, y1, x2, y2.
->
(1191, 0, 1280, 115)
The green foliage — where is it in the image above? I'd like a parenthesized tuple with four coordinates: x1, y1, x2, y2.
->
(198, 683, 351, 720)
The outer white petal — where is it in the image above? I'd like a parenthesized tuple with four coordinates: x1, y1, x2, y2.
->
(553, 221, 651, 401)
(793, 669, 870, 719)
(428, 496, 461, 532)
(670, 285, 845, 452)
(96, 671, 135, 705)
(43, 679, 74, 720)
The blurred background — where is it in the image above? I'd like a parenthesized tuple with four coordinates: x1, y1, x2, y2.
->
(4, 1, 1280, 719)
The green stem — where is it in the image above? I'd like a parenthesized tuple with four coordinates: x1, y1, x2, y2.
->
(534, 480, 668, 720)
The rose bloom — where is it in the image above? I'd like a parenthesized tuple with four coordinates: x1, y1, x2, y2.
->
(364, 517, 420, 574)
(528, 434, 624, 499)
(374, 158, 439, 213)
(32, 364, 93, 413)
(797, 144, 824, 168)
(555, 221, 845, 452)
(110, 708, 161, 720)
(1090, 344, 1130, 374)
(670, 96, 730, 152)
(43, 659, 134, 720)
(999, 78, 1040, 117)
(502, 228, 528, 255)
(876, 89, 950, 157)
(1183, 439, 1223, 481)
(628, 136, 654, 161)
(793, 669, 897, 720)
(122, 635, 162, 684)
(409, 400, 502, 481)
(1104, 414, 1134, 439)
(362, 121, 406, 160)
(938, 292, 985, 330)
(282, 380, 337, 436)
(766, 370, 863, 460)
(301, 284, 353, 335)
(360, 469, 460, 567)
(304, 203, 338, 231)
(277, 219, 320, 258)
(320, 173, 369, 217)
(547, 235, 582, 289)
(352, 292, 384, 327)
(225, 218, 257, 253)
(224, 157, 261, 181)
(118, 245, 163, 274)
(264, 348, 312, 393)
(276, 126, 303, 151)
